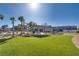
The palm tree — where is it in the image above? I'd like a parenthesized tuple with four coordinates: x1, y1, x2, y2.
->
(10, 17, 15, 37)
(1, 25, 8, 32)
(0, 14, 4, 20)
(28, 21, 37, 34)
(0, 14, 4, 32)
(18, 16, 25, 35)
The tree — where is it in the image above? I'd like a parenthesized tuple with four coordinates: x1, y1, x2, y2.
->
(10, 17, 15, 37)
(0, 14, 4, 32)
(18, 16, 25, 35)
(0, 14, 4, 20)
(27, 21, 37, 33)
(1, 25, 8, 32)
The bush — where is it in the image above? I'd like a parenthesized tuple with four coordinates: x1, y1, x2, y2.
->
(33, 34, 49, 38)
(76, 31, 79, 33)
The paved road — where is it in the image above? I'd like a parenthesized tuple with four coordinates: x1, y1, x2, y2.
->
(72, 34, 79, 48)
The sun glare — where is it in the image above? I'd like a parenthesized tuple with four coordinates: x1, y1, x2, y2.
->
(29, 3, 39, 10)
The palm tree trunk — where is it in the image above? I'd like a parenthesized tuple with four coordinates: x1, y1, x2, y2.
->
(12, 23, 15, 37)
(21, 22, 22, 35)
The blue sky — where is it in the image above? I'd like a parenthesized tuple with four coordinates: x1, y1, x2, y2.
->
(0, 3, 79, 27)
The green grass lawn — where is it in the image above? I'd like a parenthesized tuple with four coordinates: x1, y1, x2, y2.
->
(0, 35, 79, 56)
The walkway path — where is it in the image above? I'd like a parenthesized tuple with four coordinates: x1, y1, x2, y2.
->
(72, 34, 79, 48)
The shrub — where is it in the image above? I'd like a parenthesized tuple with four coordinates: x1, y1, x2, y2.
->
(33, 34, 49, 38)
(76, 31, 79, 33)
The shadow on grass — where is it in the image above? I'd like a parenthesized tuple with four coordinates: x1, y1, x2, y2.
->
(0, 37, 12, 45)
(33, 35, 50, 38)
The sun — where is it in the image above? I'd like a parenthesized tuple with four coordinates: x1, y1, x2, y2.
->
(29, 3, 39, 10)
(31, 3, 38, 8)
